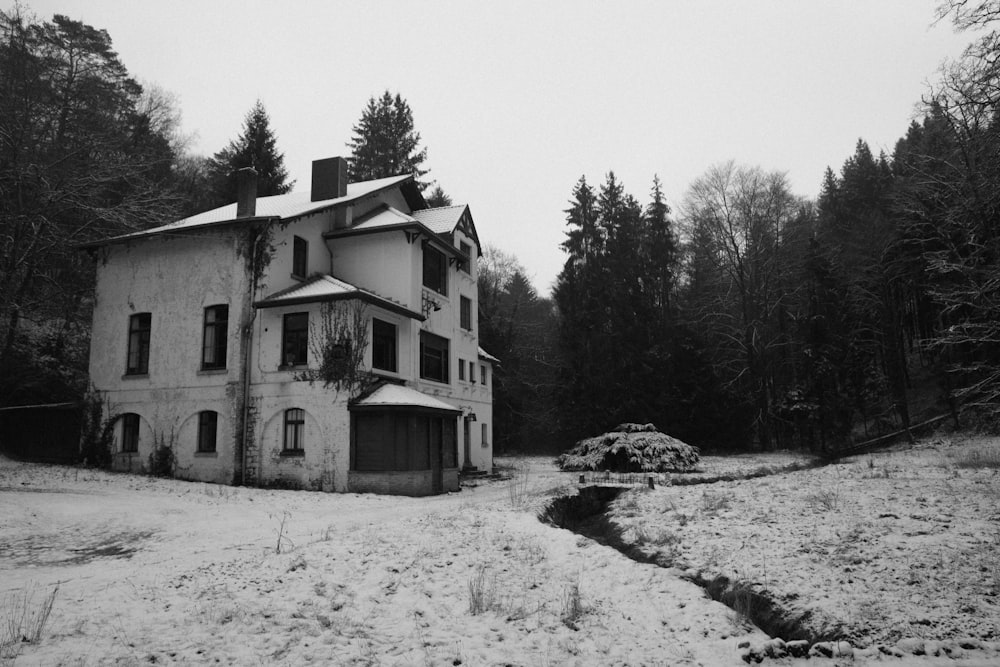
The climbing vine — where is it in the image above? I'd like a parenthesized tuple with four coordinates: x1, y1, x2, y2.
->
(296, 300, 373, 398)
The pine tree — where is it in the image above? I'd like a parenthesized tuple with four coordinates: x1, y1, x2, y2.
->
(645, 176, 678, 320)
(425, 185, 452, 207)
(346, 91, 429, 190)
(210, 100, 293, 205)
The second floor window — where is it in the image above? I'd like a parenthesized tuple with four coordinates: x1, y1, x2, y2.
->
(282, 313, 309, 367)
(460, 296, 472, 331)
(422, 244, 447, 295)
(292, 236, 308, 278)
(202, 305, 228, 370)
(126, 313, 151, 375)
(371, 318, 397, 372)
(419, 331, 449, 384)
(197, 411, 217, 453)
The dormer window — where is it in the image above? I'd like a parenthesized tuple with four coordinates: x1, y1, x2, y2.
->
(292, 236, 308, 279)
(422, 244, 447, 295)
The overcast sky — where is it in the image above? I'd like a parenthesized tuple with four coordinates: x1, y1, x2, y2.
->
(24, 1, 974, 295)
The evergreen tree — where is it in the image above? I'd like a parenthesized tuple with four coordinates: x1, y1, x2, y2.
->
(346, 91, 429, 190)
(210, 100, 293, 205)
(645, 176, 678, 319)
(555, 172, 697, 446)
(425, 184, 452, 207)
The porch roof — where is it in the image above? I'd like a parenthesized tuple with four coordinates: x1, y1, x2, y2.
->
(351, 384, 461, 414)
(254, 274, 424, 320)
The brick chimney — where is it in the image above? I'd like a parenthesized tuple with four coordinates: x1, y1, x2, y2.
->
(311, 156, 349, 202)
(235, 167, 258, 218)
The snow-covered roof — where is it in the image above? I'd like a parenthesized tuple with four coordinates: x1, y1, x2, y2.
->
(350, 205, 417, 231)
(478, 347, 499, 364)
(254, 274, 423, 320)
(352, 384, 461, 413)
(410, 205, 468, 235)
(85, 175, 414, 247)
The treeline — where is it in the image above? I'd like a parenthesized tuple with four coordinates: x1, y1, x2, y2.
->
(485, 1, 1000, 452)
(0, 8, 304, 406)
(4, 3, 998, 456)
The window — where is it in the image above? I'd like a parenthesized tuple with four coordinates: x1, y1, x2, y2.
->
(197, 411, 217, 453)
(126, 313, 151, 374)
(422, 244, 447, 295)
(292, 236, 308, 278)
(459, 241, 471, 274)
(282, 313, 308, 367)
(202, 305, 228, 369)
(419, 331, 449, 383)
(371, 319, 397, 372)
(460, 296, 472, 331)
(458, 358, 465, 381)
(480, 364, 487, 385)
(121, 413, 140, 453)
(468, 360, 475, 381)
(284, 408, 305, 453)
(481, 423, 489, 446)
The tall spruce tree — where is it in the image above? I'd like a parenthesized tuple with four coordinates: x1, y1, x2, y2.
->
(346, 91, 429, 190)
(555, 172, 697, 446)
(210, 100, 293, 206)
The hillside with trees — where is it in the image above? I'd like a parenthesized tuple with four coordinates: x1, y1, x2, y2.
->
(2, 1, 998, 459)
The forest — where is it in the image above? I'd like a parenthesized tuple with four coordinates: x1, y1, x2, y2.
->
(1, 2, 998, 455)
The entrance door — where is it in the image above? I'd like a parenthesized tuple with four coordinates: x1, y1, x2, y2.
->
(463, 417, 471, 469)
(430, 417, 443, 494)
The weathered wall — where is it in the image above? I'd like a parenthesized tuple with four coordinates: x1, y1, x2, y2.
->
(90, 230, 250, 484)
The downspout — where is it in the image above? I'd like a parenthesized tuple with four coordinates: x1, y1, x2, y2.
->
(236, 217, 277, 486)
(240, 303, 257, 486)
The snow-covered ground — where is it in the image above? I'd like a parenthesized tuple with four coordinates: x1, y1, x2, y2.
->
(2, 436, 999, 666)
(1, 455, 762, 666)
(604, 434, 1000, 661)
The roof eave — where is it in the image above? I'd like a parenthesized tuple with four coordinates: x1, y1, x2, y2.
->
(77, 215, 280, 250)
(253, 291, 425, 321)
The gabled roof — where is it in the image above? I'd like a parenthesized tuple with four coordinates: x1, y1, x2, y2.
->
(350, 204, 418, 232)
(411, 204, 481, 252)
(254, 274, 423, 321)
(83, 175, 417, 248)
(350, 383, 461, 414)
(323, 203, 468, 259)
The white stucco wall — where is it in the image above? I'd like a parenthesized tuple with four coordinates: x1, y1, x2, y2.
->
(89, 230, 250, 484)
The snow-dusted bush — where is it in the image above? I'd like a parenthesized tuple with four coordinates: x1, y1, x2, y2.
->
(557, 423, 700, 473)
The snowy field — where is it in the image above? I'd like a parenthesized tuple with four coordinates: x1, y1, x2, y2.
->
(1, 436, 999, 666)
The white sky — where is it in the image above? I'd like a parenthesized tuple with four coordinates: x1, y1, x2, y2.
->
(24, 0, 974, 295)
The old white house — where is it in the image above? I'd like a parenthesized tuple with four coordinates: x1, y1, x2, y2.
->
(84, 157, 494, 495)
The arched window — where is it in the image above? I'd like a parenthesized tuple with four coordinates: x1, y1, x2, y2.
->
(121, 413, 140, 453)
(197, 411, 217, 453)
(283, 409, 305, 454)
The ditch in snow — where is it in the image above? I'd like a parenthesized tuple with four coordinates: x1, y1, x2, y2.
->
(539, 485, 842, 645)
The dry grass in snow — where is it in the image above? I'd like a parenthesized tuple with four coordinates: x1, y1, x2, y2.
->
(4, 437, 1000, 665)
(606, 434, 1000, 650)
(1, 454, 764, 666)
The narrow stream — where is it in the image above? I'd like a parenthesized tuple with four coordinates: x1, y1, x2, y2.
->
(539, 485, 842, 645)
